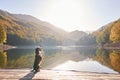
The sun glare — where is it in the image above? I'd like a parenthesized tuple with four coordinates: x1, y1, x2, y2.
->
(37, 0, 98, 32)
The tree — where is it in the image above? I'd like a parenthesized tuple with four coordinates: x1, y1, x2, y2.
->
(96, 23, 113, 44)
(95, 20, 117, 44)
(110, 20, 120, 42)
(76, 34, 96, 45)
(96, 31, 109, 44)
(0, 25, 6, 43)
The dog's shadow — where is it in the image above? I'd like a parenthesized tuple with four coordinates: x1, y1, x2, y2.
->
(20, 71, 35, 80)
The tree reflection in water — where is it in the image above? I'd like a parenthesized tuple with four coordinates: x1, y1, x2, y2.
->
(0, 51, 7, 68)
(110, 50, 120, 73)
(93, 49, 120, 73)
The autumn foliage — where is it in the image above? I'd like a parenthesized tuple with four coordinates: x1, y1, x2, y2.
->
(0, 25, 6, 43)
(110, 19, 120, 42)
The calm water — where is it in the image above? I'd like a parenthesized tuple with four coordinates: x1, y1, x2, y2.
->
(0, 46, 120, 74)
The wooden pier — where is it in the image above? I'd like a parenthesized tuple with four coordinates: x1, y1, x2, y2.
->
(0, 69, 120, 80)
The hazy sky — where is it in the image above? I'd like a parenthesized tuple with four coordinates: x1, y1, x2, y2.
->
(0, 0, 120, 32)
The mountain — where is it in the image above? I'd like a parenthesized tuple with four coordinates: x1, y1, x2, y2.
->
(62, 30, 88, 45)
(3, 9, 119, 46)
(69, 30, 87, 40)
(0, 9, 68, 46)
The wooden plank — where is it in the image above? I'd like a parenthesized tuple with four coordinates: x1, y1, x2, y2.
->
(0, 69, 120, 80)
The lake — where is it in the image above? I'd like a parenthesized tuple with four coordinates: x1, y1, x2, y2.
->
(0, 46, 120, 74)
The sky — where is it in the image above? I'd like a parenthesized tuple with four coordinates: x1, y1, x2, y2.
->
(0, 0, 120, 32)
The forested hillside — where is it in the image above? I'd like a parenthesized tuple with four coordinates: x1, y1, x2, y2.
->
(0, 9, 120, 46)
(93, 18, 120, 46)
(0, 9, 68, 46)
(76, 18, 120, 46)
(62, 30, 89, 45)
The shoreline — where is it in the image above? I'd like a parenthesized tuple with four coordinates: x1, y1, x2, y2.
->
(0, 44, 16, 50)
(1, 44, 120, 50)
(103, 46, 120, 50)
(103, 42, 120, 50)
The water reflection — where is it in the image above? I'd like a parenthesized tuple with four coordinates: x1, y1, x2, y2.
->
(110, 50, 120, 73)
(0, 51, 7, 68)
(93, 49, 120, 73)
(6, 49, 34, 68)
(0, 46, 120, 74)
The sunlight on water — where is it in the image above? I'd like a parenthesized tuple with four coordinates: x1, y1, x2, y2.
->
(53, 59, 118, 74)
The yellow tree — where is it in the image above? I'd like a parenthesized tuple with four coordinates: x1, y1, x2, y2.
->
(0, 25, 6, 43)
(110, 20, 120, 42)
